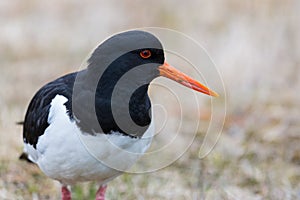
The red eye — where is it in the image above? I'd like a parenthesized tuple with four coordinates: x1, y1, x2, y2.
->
(139, 50, 151, 59)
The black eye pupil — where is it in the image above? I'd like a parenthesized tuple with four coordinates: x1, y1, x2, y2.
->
(140, 50, 151, 58)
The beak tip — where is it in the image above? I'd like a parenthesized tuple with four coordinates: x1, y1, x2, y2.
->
(211, 91, 219, 97)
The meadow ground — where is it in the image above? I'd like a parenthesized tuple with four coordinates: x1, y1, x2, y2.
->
(0, 1, 299, 199)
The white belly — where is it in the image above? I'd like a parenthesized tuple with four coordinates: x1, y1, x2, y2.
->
(24, 95, 153, 185)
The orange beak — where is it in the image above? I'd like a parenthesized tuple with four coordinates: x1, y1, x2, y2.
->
(158, 62, 219, 97)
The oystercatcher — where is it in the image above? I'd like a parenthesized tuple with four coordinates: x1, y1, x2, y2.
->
(20, 30, 218, 200)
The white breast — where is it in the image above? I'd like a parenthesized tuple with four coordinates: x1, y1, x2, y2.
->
(24, 95, 154, 185)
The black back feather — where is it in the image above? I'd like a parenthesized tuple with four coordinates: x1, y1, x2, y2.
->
(23, 73, 76, 148)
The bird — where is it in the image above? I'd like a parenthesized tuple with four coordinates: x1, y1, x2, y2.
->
(20, 30, 218, 200)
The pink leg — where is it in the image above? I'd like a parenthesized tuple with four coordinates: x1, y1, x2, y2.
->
(61, 186, 72, 200)
(95, 185, 107, 200)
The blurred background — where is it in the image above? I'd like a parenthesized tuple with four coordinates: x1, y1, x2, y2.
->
(0, 0, 299, 199)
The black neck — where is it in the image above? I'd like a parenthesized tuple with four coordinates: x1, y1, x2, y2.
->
(72, 49, 162, 137)
(94, 63, 152, 137)
(95, 82, 151, 137)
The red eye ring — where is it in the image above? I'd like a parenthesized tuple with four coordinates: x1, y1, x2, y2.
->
(139, 50, 151, 59)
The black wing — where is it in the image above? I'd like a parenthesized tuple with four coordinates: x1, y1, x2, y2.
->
(23, 73, 76, 148)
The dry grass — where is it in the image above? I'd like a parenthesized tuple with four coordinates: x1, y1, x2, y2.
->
(0, 0, 299, 199)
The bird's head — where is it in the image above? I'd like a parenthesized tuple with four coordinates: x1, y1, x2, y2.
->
(87, 30, 218, 97)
